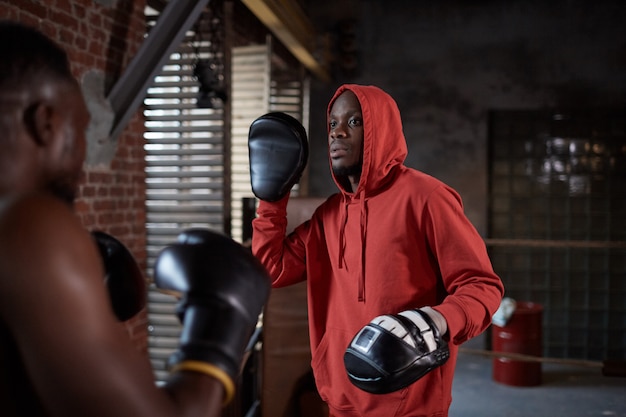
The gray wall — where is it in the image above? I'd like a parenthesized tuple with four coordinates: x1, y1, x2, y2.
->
(303, 0, 626, 235)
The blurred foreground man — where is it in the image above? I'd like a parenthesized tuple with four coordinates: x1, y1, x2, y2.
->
(0, 21, 269, 417)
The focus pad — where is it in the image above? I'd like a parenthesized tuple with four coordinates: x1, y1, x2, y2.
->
(344, 311, 450, 394)
(248, 112, 308, 202)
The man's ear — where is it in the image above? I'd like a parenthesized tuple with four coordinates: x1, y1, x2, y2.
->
(23, 101, 60, 146)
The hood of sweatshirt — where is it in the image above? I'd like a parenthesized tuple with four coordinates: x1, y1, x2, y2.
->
(327, 84, 408, 301)
(327, 84, 408, 197)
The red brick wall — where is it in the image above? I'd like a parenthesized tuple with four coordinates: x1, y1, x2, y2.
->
(1, 0, 149, 353)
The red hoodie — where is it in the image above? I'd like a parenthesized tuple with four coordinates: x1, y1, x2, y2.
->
(252, 84, 504, 417)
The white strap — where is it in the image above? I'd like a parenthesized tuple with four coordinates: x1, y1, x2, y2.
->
(371, 315, 415, 348)
(399, 310, 437, 352)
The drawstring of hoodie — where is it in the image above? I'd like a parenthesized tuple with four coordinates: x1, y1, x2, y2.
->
(358, 191, 367, 302)
(337, 192, 368, 303)
(337, 197, 348, 270)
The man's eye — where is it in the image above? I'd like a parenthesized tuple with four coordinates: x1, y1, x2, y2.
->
(330, 121, 337, 128)
(349, 118, 362, 126)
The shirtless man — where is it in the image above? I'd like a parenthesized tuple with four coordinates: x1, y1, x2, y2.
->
(0, 20, 269, 417)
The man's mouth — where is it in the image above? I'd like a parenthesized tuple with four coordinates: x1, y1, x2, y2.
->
(330, 144, 348, 159)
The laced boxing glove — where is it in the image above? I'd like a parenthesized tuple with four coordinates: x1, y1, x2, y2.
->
(248, 111, 309, 202)
(153, 228, 271, 405)
(344, 308, 450, 394)
(92, 231, 146, 322)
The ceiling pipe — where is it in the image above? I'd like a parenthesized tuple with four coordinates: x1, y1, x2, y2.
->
(107, 0, 211, 139)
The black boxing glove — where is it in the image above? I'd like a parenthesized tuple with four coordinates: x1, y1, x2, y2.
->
(92, 231, 146, 322)
(153, 228, 271, 405)
(344, 308, 450, 394)
(248, 112, 309, 202)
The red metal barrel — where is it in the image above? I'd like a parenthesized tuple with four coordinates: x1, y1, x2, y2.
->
(492, 301, 543, 386)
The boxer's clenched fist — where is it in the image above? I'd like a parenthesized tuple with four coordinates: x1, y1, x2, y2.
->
(153, 228, 271, 404)
(92, 231, 146, 322)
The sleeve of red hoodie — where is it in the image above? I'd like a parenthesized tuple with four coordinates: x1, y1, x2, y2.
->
(251, 195, 308, 287)
(424, 185, 505, 346)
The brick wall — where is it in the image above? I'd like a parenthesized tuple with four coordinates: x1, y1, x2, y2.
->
(1, 0, 149, 353)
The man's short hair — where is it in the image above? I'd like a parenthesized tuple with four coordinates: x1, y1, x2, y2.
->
(0, 20, 74, 92)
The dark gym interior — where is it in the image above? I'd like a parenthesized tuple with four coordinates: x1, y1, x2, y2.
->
(1, 1, 624, 416)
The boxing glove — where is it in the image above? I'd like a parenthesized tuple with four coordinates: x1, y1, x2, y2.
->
(153, 228, 271, 404)
(92, 231, 146, 322)
(344, 308, 450, 394)
(248, 112, 309, 202)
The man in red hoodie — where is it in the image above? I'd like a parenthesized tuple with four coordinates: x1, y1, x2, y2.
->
(252, 84, 504, 417)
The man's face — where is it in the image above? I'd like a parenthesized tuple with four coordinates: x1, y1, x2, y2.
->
(328, 90, 364, 177)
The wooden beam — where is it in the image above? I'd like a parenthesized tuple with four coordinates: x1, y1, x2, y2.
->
(241, 0, 330, 82)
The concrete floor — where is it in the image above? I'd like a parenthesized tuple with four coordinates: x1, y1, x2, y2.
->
(450, 342, 626, 417)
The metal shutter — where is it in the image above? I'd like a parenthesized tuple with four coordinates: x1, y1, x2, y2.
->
(143, 20, 309, 383)
(143, 8, 226, 381)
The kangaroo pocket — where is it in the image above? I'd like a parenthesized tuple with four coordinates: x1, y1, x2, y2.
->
(311, 327, 407, 416)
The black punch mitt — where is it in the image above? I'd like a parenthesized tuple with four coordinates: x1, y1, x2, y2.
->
(248, 112, 308, 202)
(344, 309, 450, 394)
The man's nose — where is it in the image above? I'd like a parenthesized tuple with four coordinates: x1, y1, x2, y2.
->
(331, 122, 348, 138)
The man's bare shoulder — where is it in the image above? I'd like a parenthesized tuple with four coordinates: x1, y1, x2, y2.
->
(0, 192, 81, 236)
(0, 192, 94, 302)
